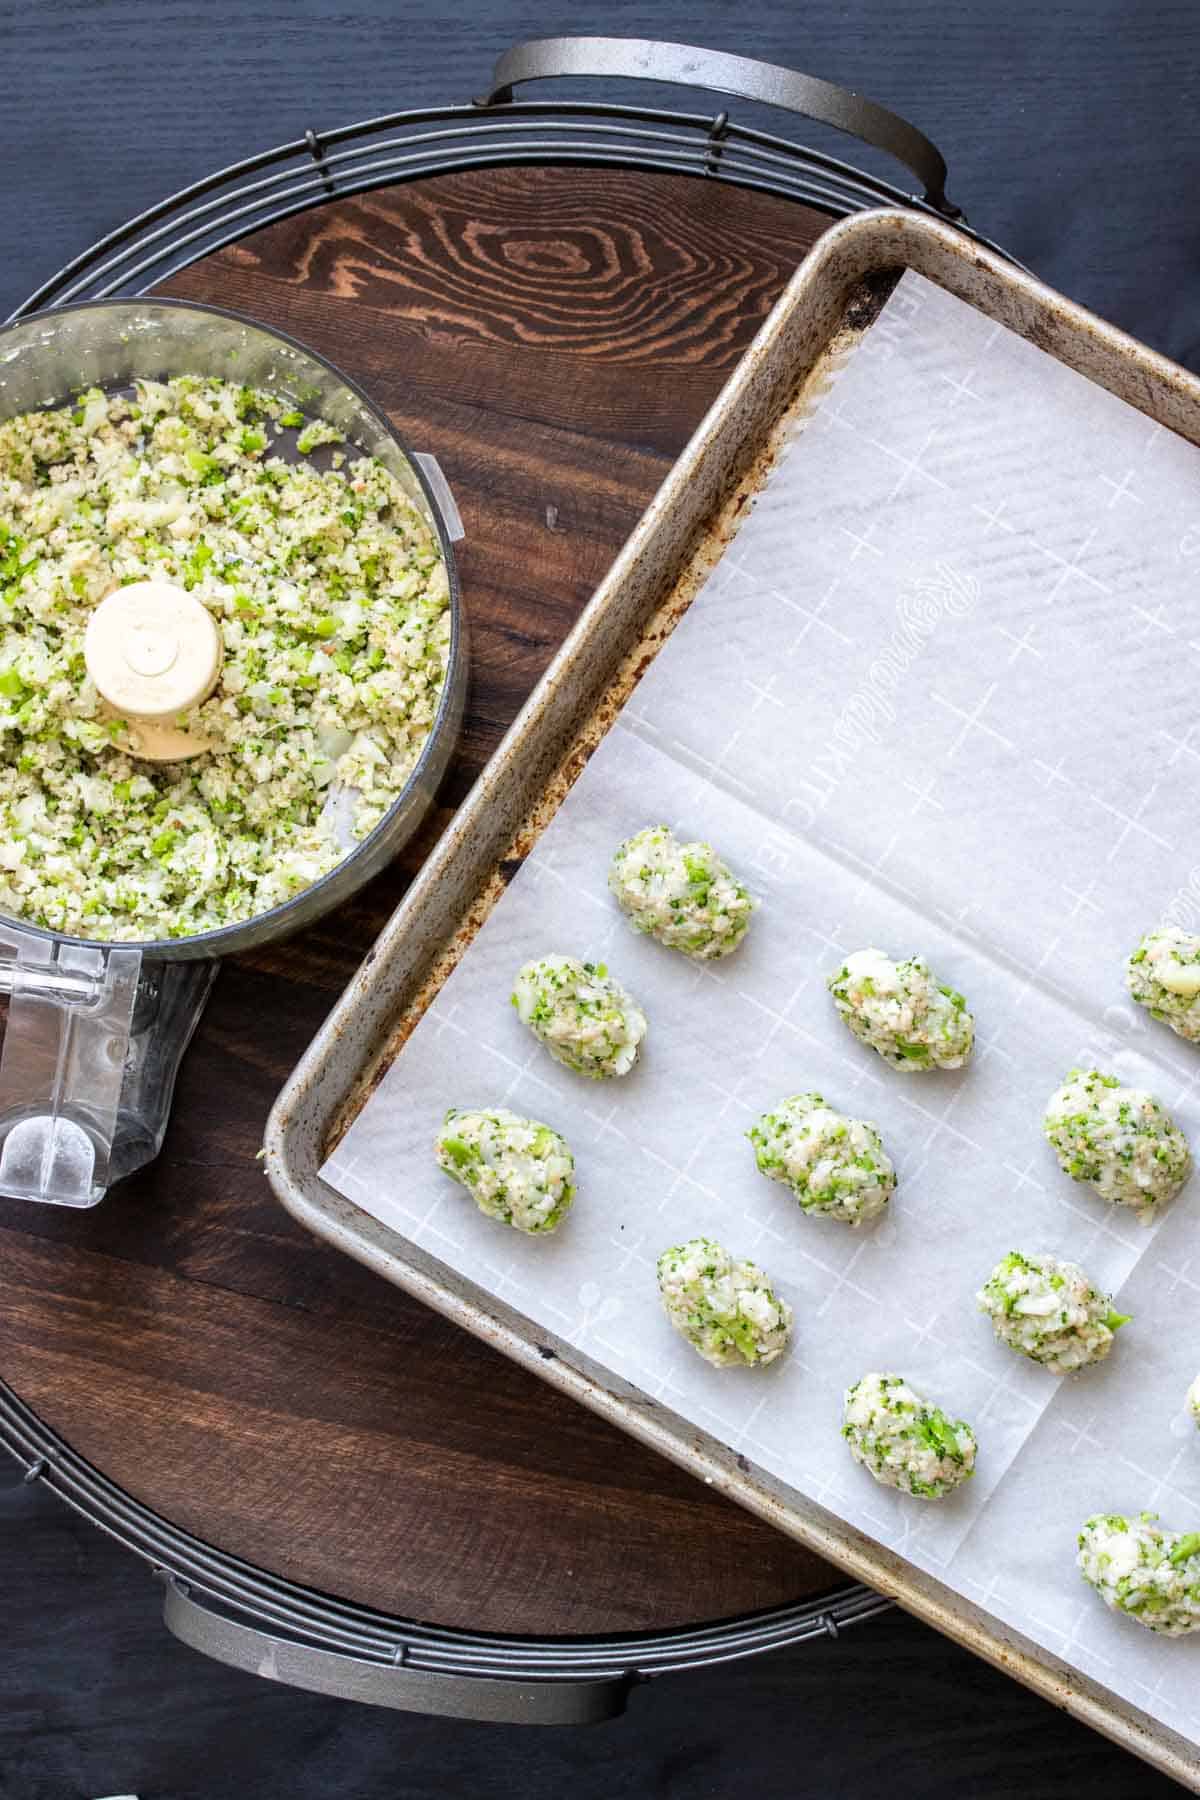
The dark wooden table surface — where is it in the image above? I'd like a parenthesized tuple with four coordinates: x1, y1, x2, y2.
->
(0, 164, 843, 1638)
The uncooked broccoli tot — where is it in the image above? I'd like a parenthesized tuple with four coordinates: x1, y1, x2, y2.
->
(512, 954, 647, 1079)
(434, 1106, 575, 1235)
(1043, 1067, 1190, 1224)
(748, 1092, 895, 1226)
(656, 1236, 792, 1368)
(1127, 926, 1200, 1042)
(1078, 1512, 1200, 1636)
(608, 824, 755, 960)
(1188, 1373, 1200, 1428)
(977, 1250, 1130, 1374)
(827, 948, 973, 1071)
(843, 1372, 977, 1499)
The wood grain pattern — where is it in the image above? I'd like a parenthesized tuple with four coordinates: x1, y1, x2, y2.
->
(0, 167, 836, 1635)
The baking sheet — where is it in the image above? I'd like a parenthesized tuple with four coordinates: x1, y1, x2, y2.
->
(324, 270, 1200, 1745)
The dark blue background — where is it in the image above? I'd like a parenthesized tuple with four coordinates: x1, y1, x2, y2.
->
(3, 3, 1197, 1795)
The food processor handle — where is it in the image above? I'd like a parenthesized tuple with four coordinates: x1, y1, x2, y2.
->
(0, 925, 217, 1207)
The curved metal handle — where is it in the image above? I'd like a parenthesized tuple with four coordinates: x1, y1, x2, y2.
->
(480, 37, 959, 217)
(162, 1580, 630, 1725)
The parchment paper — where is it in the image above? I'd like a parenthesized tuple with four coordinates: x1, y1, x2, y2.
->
(325, 271, 1200, 1747)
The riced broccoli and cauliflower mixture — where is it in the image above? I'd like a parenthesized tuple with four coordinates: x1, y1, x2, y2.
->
(0, 375, 449, 941)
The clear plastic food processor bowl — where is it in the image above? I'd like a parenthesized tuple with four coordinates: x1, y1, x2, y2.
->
(0, 300, 465, 1206)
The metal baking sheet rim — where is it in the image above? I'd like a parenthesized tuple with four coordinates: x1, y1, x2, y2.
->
(266, 208, 1200, 1788)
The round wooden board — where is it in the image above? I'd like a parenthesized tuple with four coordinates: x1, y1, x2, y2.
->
(0, 166, 841, 1638)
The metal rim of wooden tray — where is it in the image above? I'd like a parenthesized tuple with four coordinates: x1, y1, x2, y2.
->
(0, 37, 1005, 1722)
(0, 1379, 891, 1722)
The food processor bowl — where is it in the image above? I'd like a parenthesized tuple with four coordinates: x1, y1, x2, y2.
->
(0, 300, 466, 1206)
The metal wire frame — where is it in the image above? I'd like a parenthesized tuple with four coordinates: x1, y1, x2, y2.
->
(0, 1378, 890, 1679)
(2, 90, 912, 1683)
(13, 97, 1010, 320)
